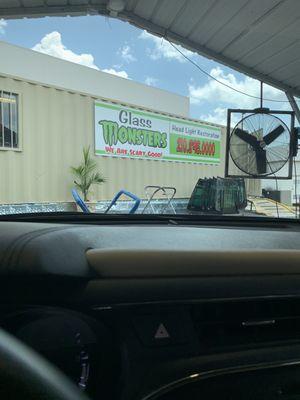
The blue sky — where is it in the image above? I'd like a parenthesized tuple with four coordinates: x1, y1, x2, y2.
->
(0, 15, 290, 125)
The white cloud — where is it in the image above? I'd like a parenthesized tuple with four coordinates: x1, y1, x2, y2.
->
(200, 107, 228, 126)
(0, 19, 7, 35)
(32, 31, 99, 70)
(32, 32, 130, 78)
(189, 66, 286, 109)
(200, 107, 242, 126)
(118, 45, 136, 63)
(145, 76, 158, 86)
(139, 30, 194, 63)
(194, 67, 290, 126)
(102, 68, 129, 79)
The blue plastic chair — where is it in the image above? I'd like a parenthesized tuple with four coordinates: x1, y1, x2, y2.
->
(105, 189, 141, 214)
(72, 188, 90, 213)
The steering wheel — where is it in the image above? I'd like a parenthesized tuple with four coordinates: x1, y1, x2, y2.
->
(0, 327, 90, 400)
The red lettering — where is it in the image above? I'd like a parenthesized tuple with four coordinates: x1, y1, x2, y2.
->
(147, 151, 162, 158)
(176, 138, 216, 157)
(176, 138, 184, 152)
(117, 148, 128, 155)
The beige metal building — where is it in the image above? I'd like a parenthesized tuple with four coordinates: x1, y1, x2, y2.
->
(0, 40, 231, 206)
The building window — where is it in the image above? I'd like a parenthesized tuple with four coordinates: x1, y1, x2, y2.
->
(0, 91, 18, 149)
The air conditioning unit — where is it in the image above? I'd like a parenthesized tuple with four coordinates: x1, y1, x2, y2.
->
(262, 189, 292, 205)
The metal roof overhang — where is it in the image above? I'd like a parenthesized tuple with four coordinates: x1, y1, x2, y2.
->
(0, 0, 300, 100)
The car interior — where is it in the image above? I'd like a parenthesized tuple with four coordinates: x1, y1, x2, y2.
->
(1, 215, 300, 400)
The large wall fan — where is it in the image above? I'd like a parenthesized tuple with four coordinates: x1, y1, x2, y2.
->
(225, 109, 295, 179)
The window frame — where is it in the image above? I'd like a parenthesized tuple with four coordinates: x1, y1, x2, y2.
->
(0, 90, 22, 152)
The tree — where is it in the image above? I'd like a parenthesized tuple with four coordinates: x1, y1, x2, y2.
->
(71, 146, 106, 201)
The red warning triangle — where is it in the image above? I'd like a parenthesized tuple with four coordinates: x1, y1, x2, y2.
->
(154, 323, 170, 339)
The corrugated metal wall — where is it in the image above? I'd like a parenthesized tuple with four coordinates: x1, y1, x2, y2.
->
(0, 75, 228, 203)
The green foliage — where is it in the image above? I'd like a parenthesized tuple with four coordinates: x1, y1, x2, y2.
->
(71, 146, 106, 201)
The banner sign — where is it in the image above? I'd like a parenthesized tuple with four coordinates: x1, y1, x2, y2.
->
(94, 101, 221, 164)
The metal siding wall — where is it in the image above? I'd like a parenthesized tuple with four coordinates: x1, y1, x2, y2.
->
(0, 76, 227, 203)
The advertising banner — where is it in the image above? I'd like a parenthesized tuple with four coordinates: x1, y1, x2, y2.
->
(95, 101, 221, 164)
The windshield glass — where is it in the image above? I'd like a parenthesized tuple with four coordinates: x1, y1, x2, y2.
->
(0, 5, 299, 219)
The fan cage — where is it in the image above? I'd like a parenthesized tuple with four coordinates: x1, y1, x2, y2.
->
(225, 109, 295, 180)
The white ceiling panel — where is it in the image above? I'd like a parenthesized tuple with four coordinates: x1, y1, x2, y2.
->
(133, 0, 157, 20)
(188, 0, 248, 45)
(68, 0, 89, 5)
(45, 0, 68, 5)
(203, 0, 249, 46)
(21, 0, 45, 6)
(125, 0, 138, 11)
(254, 41, 300, 73)
(150, 0, 187, 30)
(89, 0, 106, 4)
(207, 0, 283, 53)
(272, 60, 300, 81)
(224, 0, 299, 61)
(167, 0, 212, 38)
(285, 75, 300, 87)
(237, 20, 300, 69)
(0, 0, 21, 7)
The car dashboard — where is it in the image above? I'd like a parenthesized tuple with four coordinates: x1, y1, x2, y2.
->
(1, 220, 300, 399)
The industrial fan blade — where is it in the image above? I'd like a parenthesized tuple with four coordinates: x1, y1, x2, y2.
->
(256, 148, 267, 174)
(263, 125, 284, 145)
(229, 111, 290, 177)
(234, 128, 259, 148)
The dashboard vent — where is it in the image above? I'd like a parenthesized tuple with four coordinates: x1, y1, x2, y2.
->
(191, 298, 300, 352)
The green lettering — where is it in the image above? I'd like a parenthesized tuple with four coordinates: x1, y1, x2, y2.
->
(143, 131, 148, 146)
(99, 120, 118, 146)
(161, 132, 167, 148)
(99, 120, 168, 149)
(127, 127, 137, 144)
(118, 126, 128, 144)
(153, 132, 161, 147)
(147, 131, 154, 147)
(136, 130, 143, 145)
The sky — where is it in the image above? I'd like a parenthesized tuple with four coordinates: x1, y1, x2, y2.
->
(0, 15, 293, 126)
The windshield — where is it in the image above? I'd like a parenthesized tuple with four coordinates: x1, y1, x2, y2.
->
(0, 5, 299, 219)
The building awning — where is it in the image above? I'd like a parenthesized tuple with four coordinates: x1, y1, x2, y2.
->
(0, 0, 300, 99)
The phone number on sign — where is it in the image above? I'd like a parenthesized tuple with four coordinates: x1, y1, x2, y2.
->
(176, 138, 216, 156)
